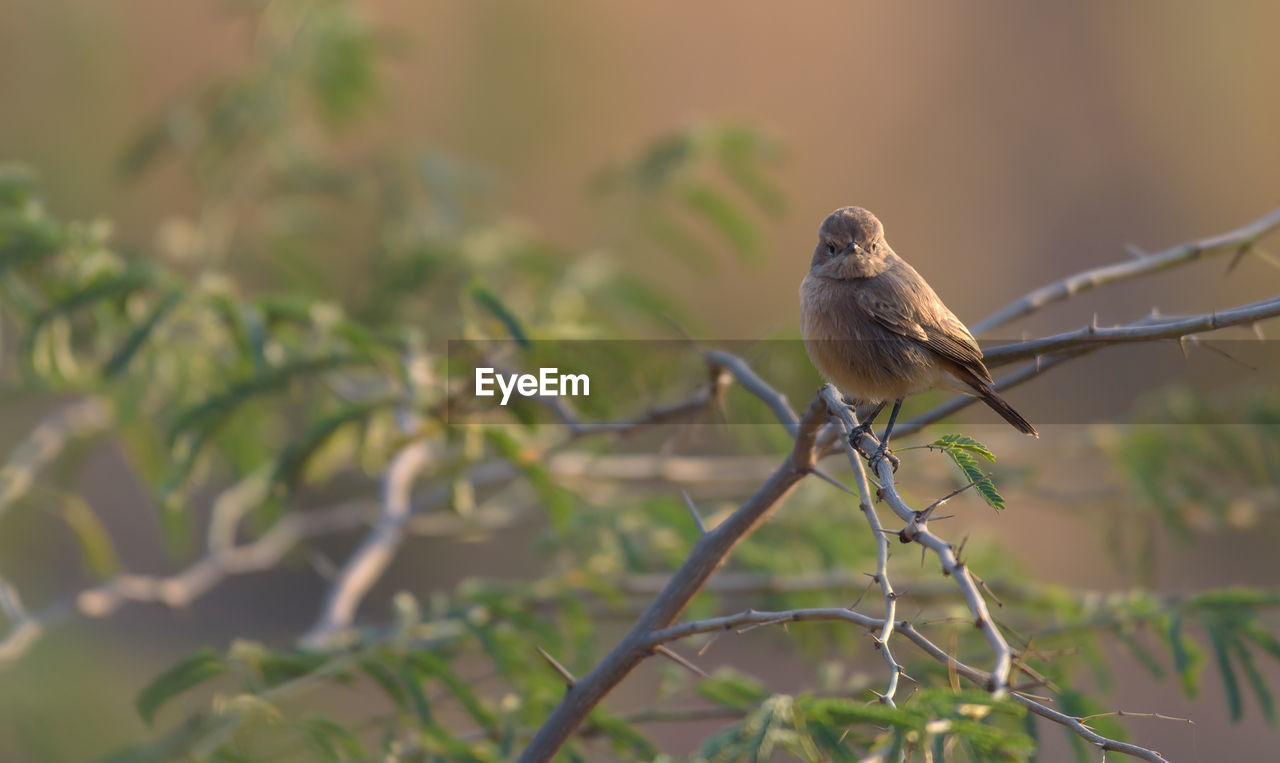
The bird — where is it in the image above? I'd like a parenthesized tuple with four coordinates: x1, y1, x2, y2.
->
(799, 206, 1036, 465)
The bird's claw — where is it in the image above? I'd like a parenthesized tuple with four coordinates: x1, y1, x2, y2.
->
(848, 424, 874, 459)
(869, 447, 900, 473)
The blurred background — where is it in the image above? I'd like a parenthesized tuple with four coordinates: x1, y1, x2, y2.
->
(1, 1, 1278, 760)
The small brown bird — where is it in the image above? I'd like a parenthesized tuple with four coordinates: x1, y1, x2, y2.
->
(800, 206, 1037, 461)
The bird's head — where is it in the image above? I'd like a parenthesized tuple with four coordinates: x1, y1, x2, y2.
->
(809, 206, 891, 279)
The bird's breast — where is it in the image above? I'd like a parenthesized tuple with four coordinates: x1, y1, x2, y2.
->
(800, 273, 939, 402)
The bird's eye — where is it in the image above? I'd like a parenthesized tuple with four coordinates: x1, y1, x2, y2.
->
(826, 242, 836, 255)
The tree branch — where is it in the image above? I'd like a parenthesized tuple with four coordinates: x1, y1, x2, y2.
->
(645, 608, 1167, 762)
(299, 438, 432, 648)
(517, 394, 828, 762)
(819, 386, 1014, 694)
(971, 205, 1280, 335)
(877, 296, 1280, 444)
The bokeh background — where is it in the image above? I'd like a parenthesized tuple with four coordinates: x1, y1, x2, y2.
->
(2, 1, 1279, 760)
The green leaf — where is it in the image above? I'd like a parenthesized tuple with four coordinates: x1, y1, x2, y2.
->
(306, 7, 377, 124)
(484, 429, 574, 530)
(1206, 620, 1243, 721)
(932, 433, 996, 461)
(167, 352, 368, 447)
(410, 651, 497, 731)
(54, 490, 121, 579)
(103, 289, 184, 378)
(587, 709, 660, 759)
(22, 266, 156, 376)
(681, 182, 762, 261)
(359, 657, 409, 712)
(696, 669, 770, 711)
(136, 648, 227, 725)
(1169, 611, 1206, 698)
(637, 206, 715, 273)
(919, 435, 1004, 509)
(944, 446, 1003, 511)
(300, 716, 366, 763)
(1243, 621, 1280, 663)
(0, 162, 40, 208)
(1116, 628, 1167, 681)
(252, 649, 332, 688)
(469, 282, 529, 347)
(0, 209, 64, 271)
(714, 126, 785, 215)
(270, 399, 393, 492)
(1229, 636, 1276, 724)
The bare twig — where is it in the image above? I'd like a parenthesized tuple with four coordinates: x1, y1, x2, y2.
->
(536, 645, 577, 688)
(680, 489, 707, 535)
(299, 439, 432, 648)
(879, 295, 1280, 444)
(516, 394, 829, 762)
(653, 644, 710, 679)
(0, 397, 113, 521)
(983, 295, 1280, 365)
(820, 386, 1015, 694)
(972, 205, 1280, 335)
(644, 608, 1167, 762)
(821, 398, 905, 706)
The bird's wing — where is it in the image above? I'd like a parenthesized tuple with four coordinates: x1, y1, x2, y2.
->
(855, 278, 993, 384)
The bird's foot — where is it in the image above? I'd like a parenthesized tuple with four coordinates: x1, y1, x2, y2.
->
(869, 446, 900, 474)
(848, 422, 874, 458)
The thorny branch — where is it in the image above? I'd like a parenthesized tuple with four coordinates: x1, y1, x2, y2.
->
(645, 607, 1168, 762)
(4, 208, 1278, 761)
(971, 204, 1280, 335)
(820, 386, 1014, 695)
(824, 399, 905, 706)
(519, 210, 1280, 761)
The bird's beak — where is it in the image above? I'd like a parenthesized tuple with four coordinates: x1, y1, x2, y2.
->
(840, 243, 860, 257)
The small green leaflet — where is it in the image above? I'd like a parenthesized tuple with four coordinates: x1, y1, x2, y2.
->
(135, 648, 227, 725)
(928, 434, 1004, 511)
(469, 282, 529, 347)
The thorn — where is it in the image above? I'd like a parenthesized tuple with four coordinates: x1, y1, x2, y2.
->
(918, 474, 991, 523)
(654, 645, 710, 679)
(1124, 243, 1149, 260)
(848, 578, 876, 611)
(811, 467, 854, 494)
(1012, 688, 1054, 702)
(969, 570, 1004, 608)
(1089, 313, 1099, 333)
(697, 632, 722, 657)
(308, 552, 340, 581)
(537, 645, 577, 688)
(1225, 242, 1252, 274)
(1253, 322, 1266, 340)
(1177, 335, 1190, 358)
(1198, 341, 1258, 371)
(680, 489, 707, 535)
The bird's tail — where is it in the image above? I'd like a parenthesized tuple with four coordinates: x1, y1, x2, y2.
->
(974, 382, 1038, 437)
